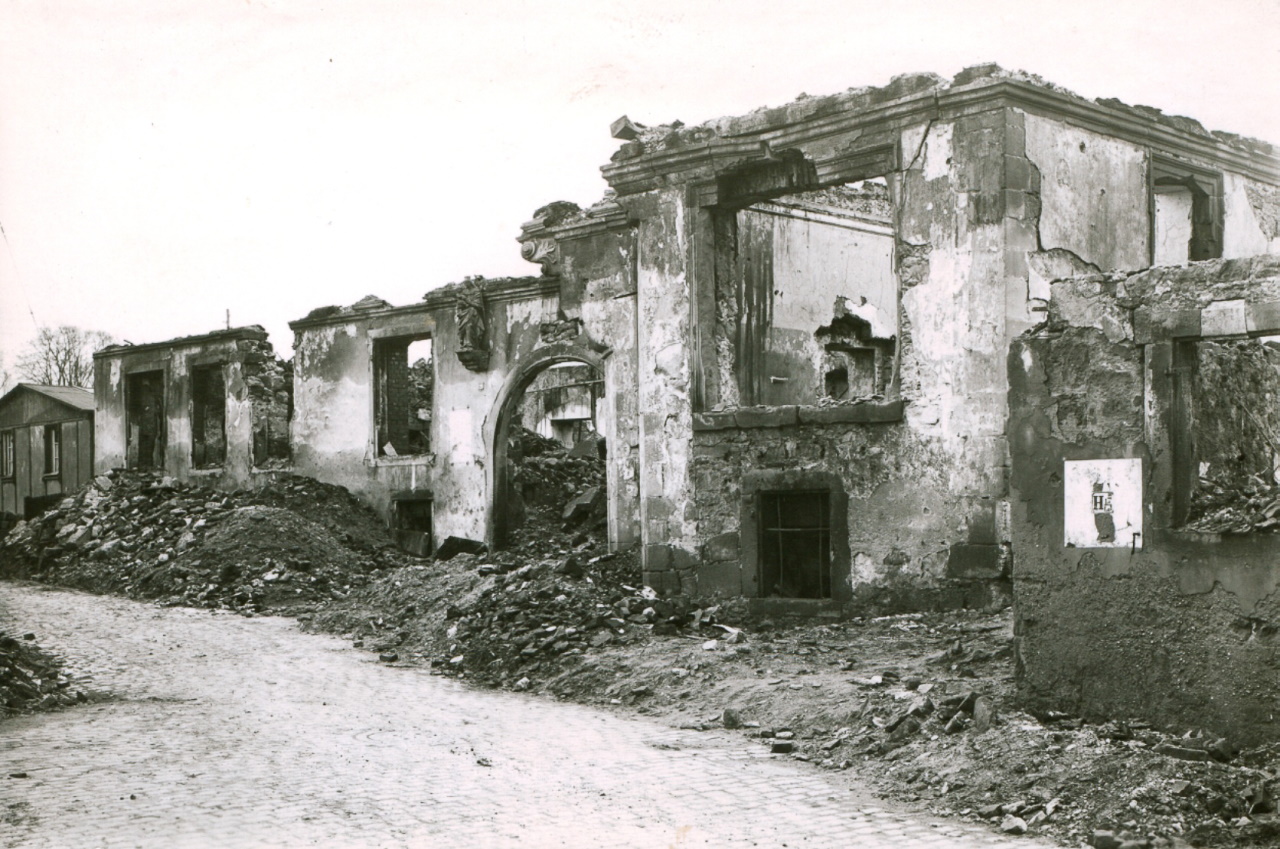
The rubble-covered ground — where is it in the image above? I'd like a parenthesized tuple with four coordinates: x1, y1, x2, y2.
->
(0, 628, 90, 719)
(0, 470, 413, 614)
(4, 441, 1280, 847)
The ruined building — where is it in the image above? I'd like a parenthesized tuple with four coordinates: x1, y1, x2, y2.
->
(289, 66, 1280, 622)
(93, 327, 293, 489)
(88, 65, 1280, 741)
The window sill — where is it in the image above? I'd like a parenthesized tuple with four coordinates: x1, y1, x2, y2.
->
(370, 453, 434, 468)
(693, 399, 903, 432)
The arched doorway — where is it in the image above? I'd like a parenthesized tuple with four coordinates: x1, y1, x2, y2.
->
(488, 346, 609, 550)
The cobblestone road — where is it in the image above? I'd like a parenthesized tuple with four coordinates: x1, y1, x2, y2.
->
(0, 582, 1055, 848)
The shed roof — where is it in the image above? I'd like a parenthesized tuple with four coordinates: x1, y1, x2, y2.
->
(0, 383, 94, 412)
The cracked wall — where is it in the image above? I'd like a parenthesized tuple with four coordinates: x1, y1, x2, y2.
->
(1010, 255, 1280, 745)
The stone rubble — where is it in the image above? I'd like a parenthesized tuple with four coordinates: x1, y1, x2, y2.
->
(0, 469, 414, 614)
(0, 630, 88, 717)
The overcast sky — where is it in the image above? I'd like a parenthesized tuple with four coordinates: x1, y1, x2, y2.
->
(2, 0, 1279, 377)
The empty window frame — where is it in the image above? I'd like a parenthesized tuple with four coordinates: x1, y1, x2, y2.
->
(758, 490, 832, 599)
(190, 364, 227, 468)
(1, 430, 14, 478)
(1172, 337, 1280, 532)
(373, 337, 432, 457)
(1152, 160, 1223, 265)
(43, 424, 61, 476)
(126, 370, 166, 470)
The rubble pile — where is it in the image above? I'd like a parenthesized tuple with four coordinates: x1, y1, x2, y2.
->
(0, 631, 87, 717)
(507, 428, 606, 537)
(0, 470, 411, 613)
(653, 613, 1280, 848)
(1186, 473, 1280, 534)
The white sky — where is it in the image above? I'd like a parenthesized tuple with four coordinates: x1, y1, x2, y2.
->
(2, 0, 1279, 373)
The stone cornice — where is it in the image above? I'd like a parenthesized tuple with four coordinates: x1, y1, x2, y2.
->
(94, 326, 268, 360)
(601, 79, 1280, 197)
(289, 277, 560, 332)
(518, 199, 631, 245)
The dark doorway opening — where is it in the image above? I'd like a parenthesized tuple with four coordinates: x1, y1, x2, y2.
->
(758, 490, 832, 598)
(126, 371, 166, 471)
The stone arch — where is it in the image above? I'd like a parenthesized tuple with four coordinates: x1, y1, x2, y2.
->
(485, 342, 608, 549)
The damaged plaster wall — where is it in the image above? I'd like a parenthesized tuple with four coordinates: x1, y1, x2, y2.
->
(546, 220, 643, 553)
(94, 327, 288, 490)
(688, 108, 1020, 608)
(632, 189, 700, 590)
(1010, 255, 1280, 745)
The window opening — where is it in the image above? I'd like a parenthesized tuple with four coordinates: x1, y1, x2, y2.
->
(43, 424, 60, 476)
(712, 174, 898, 408)
(374, 337, 432, 457)
(393, 496, 433, 557)
(191, 364, 227, 468)
(1175, 337, 1280, 533)
(1152, 162, 1222, 265)
(758, 490, 832, 599)
(126, 370, 166, 470)
(1, 430, 13, 479)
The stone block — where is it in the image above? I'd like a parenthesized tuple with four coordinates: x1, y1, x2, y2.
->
(702, 531, 740, 563)
(1201, 299, 1247, 338)
(946, 543, 1004, 579)
(1246, 300, 1280, 336)
(1003, 155, 1035, 192)
(692, 411, 736, 432)
(433, 536, 487, 561)
(734, 406, 799, 429)
(696, 560, 743, 597)
(1133, 306, 1200, 344)
(796, 400, 904, 425)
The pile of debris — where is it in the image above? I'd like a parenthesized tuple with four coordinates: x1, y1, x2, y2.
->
(1186, 473, 1280, 534)
(1, 470, 412, 614)
(0, 631, 87, 717)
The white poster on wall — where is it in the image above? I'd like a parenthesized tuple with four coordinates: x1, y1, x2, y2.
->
(1064, 458, 1143, 549)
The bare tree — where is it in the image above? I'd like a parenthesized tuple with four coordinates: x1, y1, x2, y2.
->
(0, 352, 10, 394)
(15, 326, 115, 388)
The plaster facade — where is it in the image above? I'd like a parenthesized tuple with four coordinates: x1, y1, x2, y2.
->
(284, 66, 1280, 625)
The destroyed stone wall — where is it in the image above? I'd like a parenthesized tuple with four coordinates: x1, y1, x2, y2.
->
(1010, 255, 1280, 745)
(93, 326, 290, 491)
(690, 419, 1010, 611)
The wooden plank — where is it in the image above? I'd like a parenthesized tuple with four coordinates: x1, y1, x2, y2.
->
(63, 423, 77, 490)
(1, 481, 14, 515)
(78, 420, 93, 487)
(16, 427, 32, 507)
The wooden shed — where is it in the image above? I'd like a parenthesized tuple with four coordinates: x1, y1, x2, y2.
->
(0, 384, 95, 521)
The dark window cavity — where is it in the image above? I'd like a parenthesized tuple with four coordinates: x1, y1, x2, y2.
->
(126, 370, 166, 470)
(374, 337, 432, 457)
(43, 424, 61, 476)
(758, 490, 832, 599)
(191, 364, 227, 468)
